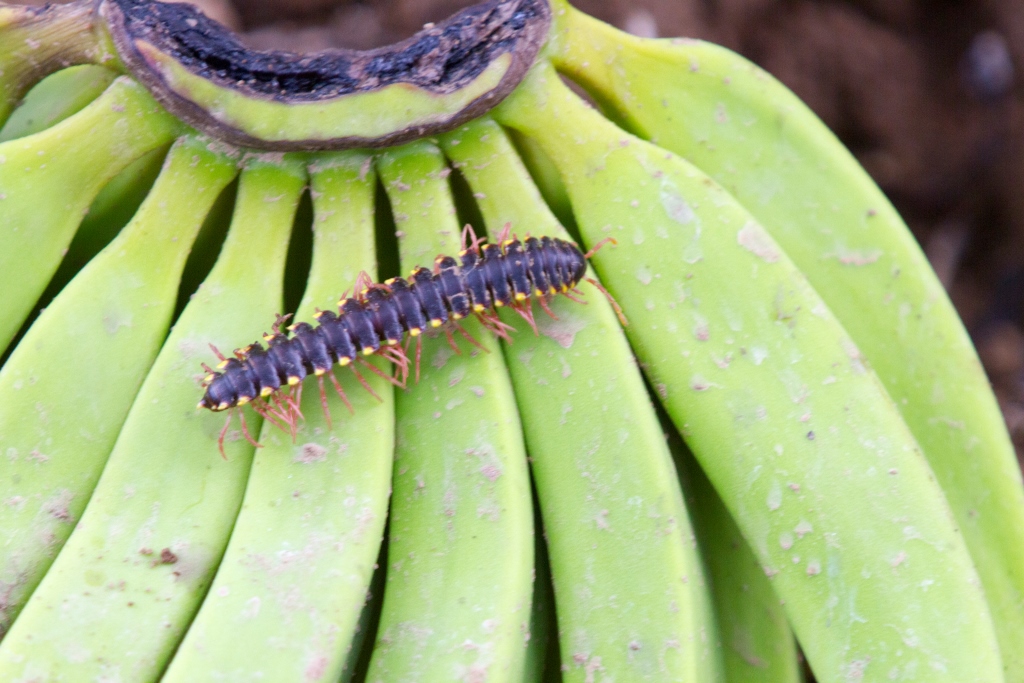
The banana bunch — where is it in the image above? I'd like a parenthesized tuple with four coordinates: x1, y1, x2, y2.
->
(0, 1, 1020, 682)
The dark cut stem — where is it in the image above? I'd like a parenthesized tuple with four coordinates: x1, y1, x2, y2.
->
(100, 0, 552, 151)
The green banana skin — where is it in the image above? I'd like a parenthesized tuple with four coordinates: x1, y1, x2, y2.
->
(495, 62, 1004, 682)
(0, 157, 305, 681)
(0, 136, 238, 639)
(0, 66, 162, 309)
(440, 117, 723, 683)
(504, 127, 575, 232)
(163, 152, 394, 683)
(0, 76, 180, 354)
(0, 1, 111, 124)
(670, 428, 803, 683)
(553, 12, 1024, 679)
(367, 141, 534, 681)
(0, 64, 116, 142)
(38, 145, 171, 307)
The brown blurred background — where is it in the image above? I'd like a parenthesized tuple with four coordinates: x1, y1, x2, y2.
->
(26, 0, 1024, 459)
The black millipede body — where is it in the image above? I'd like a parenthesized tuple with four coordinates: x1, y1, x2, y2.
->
(198, 235, 613, 447)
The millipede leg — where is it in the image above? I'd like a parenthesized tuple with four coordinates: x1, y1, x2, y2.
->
(291, 384, 304, 437)
(271, 313, 293, 336)
(354, 271, 375, 298)
(237, 408, 263, 450)
(217, 413, 232, 460)
(209, 344, 227, 362)
(251, 399, 289, 434)
(327, 371, 355, 414)
(512, 301, 539, 335)
(584, 236, 618, 260)
(316, 375, 333, 429)
(537, 296, 558, 320)
(561, 289, 588, 305)
(457, 319, 493, 351)
(461, 223, 486, 254)
(359, 357, 404, 389)
(415, 336, 423, 383)
(350, 365, 384, 402)
(444, 327, 463, 355)
(475, 311, 515, 342)
(586, 276, 629, 326)
(404, 336, 420, 383)
(200, 363, 218, 383)
(379, 346, 410, 387)
(271, 390, 301, 440)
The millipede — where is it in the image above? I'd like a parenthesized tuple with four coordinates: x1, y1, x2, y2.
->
(198, 226, 624, 457)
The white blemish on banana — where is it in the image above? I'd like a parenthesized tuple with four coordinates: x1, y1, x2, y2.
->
(737, 222, 781, 263)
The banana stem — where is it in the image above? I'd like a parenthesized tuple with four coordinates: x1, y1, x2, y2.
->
(0, 1, 114, 124)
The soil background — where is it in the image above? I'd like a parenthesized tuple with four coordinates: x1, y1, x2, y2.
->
(226, 0, 1024, 462)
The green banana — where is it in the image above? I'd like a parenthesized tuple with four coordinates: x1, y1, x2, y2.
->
(0, 64, 116, 142)
(163, 152, 394, 682)
(0, 2, 107, 123)
(0, 157, 305, 681)
(553, 14, 1024, 679)
(440, 117, 722, 682)
(4, 68, 167, 308)
(0, 76, 180, 354)
(669, 427, 802, 683)
(367, 141, 534, 681)
(505, 126, 575, 231)
(45, 145, 171, 297)
(0, 135, 236, 638)
(495, 61, 1004, 682)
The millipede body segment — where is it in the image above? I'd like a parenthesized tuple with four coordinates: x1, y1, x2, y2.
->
(198, 235, 592, 422)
